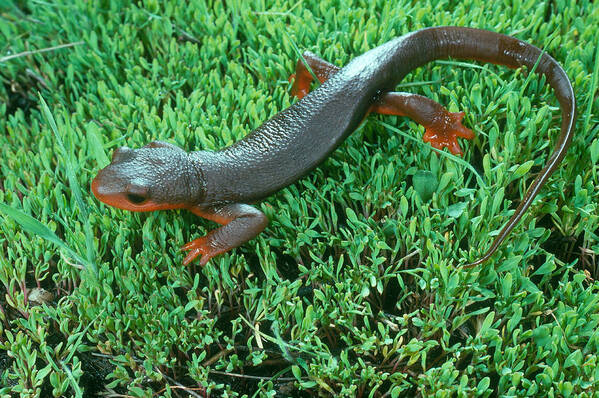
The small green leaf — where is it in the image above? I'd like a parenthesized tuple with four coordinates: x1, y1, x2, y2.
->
(564, 349, 582, 369)
(413, 170, 438, 201)
(511, 160, 534, 180)
(291, 365, 302, 380)
(478, 311, 495, 336)
(87, 122, 110, 166)
(533, 324, 552, 347)
(589, 139, 599, 164)
(477, 377, 491, 393)
(447, 202, 468, 218)
(532, 260, 556, 276)
(400, 196, 409, 217)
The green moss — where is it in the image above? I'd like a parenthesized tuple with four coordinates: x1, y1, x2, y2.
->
(1, 0, 598, 396)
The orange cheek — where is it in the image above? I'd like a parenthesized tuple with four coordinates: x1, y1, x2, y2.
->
(92, 182, 182, 212)
(90, 176, 101, 199)
(97, 194, 184, 212)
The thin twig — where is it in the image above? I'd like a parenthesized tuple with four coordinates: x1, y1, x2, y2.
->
(252, 0, 303, 16)
(208, 369, 297, 382)
(26, 68, 49, 89)
(202, 348, 233, 367)
(176, 28, 202, 45)
(160, 373, 206, 398)
(0, 41, 84, 62)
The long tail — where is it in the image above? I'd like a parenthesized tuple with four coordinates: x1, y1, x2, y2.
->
(403, 27, 577, 266)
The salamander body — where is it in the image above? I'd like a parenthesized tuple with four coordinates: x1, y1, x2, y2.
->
(92, 27, 576, 267)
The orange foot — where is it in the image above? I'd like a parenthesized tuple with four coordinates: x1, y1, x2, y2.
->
(181, 236, 219, 266)
(422, 112, 474, 156)
(289, 73, 310, 99)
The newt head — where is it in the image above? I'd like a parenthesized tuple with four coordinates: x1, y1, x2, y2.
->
(91, 141, 203, 212)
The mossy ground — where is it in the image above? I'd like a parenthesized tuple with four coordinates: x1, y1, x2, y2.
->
(1, 0, 598, 396)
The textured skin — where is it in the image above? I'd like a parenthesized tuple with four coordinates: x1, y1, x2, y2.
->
(92, 26, 576, 267)
(290, 51, 474, 154)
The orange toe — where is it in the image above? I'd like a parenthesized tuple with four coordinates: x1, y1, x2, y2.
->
(422, 111, 474, 155)
(181, 236, 212, 266)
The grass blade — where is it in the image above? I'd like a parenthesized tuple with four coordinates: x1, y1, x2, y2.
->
(0, 203, 89, 268)
(583, 36, 599, 136)
(38, 94, 97, 273)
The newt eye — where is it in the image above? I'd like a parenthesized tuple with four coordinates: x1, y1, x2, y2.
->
(126, 193, 146, 204)
(125, 181, 148, 205)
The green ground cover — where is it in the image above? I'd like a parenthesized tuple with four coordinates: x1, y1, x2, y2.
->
(1, 0, 598, 396)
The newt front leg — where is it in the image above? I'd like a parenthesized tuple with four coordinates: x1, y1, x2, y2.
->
(91, 142, 269, 266)
(183, 203, 269, 266)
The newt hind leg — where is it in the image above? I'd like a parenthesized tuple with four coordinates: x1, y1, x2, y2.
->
(374, 93, 474, 155)
(289, 51, 340, 99)
(289, 52, 474, 155)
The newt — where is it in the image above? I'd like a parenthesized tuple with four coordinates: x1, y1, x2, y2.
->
(91, 26, 576, 267)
